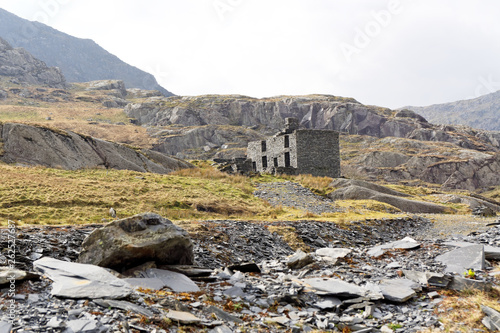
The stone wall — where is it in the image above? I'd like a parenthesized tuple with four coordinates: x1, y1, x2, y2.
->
(296, 130, 340, 177)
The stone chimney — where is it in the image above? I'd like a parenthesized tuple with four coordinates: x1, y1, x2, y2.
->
(284, 117, 299, 133)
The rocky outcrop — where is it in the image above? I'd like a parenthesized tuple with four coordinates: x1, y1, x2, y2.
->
(150, 124, 264, 159)
(0, 122, 192, 173)
(341, 135, 500, 191)
(85, 80, 127, 98)
(0, 37, 66, 88)
(125, 95, 500, 163)
(328, 185, 450, 214)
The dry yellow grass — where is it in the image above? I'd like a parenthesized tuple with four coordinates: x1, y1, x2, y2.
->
(0, 87, 155, 148)
(0, 163, 277, 226)
(420, 289, 500, 332)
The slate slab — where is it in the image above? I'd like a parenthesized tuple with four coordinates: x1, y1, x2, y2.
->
(122, 277, 165, 290)
(481, 305, 500, 330)
(140, 268, 199, 292)
(377, 279, 419, 302)
(65, 319, 99, 332)
(367, 237, 420, 257)
(33, 257, 132, 299)
(444, 241, 500, 260)
(166, 310, 202, 324)
(302, 278, 367, 298)
(448, 275, 492, 292)
(206, 305, 243, 323)
(0, 267, 38, 285)
(160, 265, 214, 277)
(402, 270, 451, 288)
(94, 299, 154, 317)
(316, 248, 352, 259)
(314, 297, 342, 309)
(435, 244, 485, 273)
(0, 321, 12, 333)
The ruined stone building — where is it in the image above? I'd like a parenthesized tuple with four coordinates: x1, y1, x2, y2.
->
(247, 118, 341, 177)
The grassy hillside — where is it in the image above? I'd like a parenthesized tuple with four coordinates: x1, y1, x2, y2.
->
(0, 160, 412, 226)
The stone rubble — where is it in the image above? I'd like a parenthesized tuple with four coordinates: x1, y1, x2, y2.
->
(1, 217, 500, 332)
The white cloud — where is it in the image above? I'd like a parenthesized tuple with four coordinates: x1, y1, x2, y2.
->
(0, 0, 499, 108)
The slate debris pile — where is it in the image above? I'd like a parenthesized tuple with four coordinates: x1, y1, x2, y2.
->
(1, 218, 500, 332)
(254, 181, 340, 215)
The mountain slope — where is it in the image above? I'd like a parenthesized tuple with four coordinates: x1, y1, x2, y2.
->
(0, 8, 173, 96)
(404, 90, 500, 131)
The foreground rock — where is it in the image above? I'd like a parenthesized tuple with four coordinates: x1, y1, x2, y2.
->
(4, 217, 500, 332)
(33, 257, 132, 299)
(0, 122, 193, 173)
(78, 213, 194, 270)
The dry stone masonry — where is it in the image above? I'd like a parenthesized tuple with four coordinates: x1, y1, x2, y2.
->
(247, 117, 341, 177)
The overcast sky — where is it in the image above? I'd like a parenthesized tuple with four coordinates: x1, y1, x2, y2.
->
(0, 0, 499, 108)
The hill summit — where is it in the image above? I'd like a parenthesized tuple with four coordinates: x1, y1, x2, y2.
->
(0, 8, 173, 96)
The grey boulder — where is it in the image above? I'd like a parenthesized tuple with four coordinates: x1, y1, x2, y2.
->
(286, 249, 313, 269)
(33, 257, 132, 299)
(78, 213, 194, 269)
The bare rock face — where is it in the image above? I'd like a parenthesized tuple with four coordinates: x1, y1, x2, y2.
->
(328, 185, 449, 214)
(78, 213, 194, 270)
(0, 122, 193, 173)
(0, 37, 66, 88)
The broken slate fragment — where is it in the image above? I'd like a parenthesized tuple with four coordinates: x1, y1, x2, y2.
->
(166, 310, 202, 324)
(205, 305, 243, 324)
(367, 237, 420, 257)
(65, 319, 99, 332)
(481, 305, 500, 330)
(315, 248, 352, 260)
(122, 277, 165, 291)
(286, 249, 313, 269)
(448, 275, 492, 292)
(0, 322, 12, 333)
(443, 241, 500, 260)
(402, 270, 451, 288)
(33, 257, 132, 299)
(435, 244, 485, 273)
(302, 278, 367, 298)
(0, 267, 38, 285)
(140, 268, 200, 292)
(313, 297, 342, 310)
(377, 279, 419, 303)
(94, 299, 154, 317)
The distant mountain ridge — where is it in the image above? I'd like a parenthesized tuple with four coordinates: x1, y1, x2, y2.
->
(403, 90, 500, 131)
(0, 8, 174, 96)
